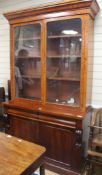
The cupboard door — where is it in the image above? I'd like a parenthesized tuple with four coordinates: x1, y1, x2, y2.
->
(39, 123, 75, 167)
(9, 115, 39, 143)
(14, 23, 41, 100)
(46, 18, 82, 107)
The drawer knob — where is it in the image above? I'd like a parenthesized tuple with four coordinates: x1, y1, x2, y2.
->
(75, 143, 82, 148)
(75, 130, 82, 135)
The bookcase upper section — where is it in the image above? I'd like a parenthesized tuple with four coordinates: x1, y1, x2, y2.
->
(3, 0, 99, 117)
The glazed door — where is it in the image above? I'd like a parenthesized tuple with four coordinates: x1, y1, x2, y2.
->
(14, 23, 41, 100)
(46, 18, 82, 107)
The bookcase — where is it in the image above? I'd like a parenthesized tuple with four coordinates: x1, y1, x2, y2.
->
(4, 0, 99, 174)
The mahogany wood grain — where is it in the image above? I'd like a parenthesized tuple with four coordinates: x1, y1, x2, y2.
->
(3, 0, 99, 174)
(0, 132, 46, 175)
(3, 0, 99, 116)
(4, 100, 86, 119)
(4, 108, 83, 174)
(39, 123, 76, 165)
(9, 116, 39, 143)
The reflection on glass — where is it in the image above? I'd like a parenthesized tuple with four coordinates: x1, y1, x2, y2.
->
(14, 23, 41, 100)
(46, 18, 82, 106)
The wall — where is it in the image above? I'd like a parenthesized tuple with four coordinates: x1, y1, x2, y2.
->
(0, 0, 102, 107)
(93, 0, 102, 107)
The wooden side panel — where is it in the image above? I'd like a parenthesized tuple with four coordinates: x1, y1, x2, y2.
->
(86, 16, 94, 105)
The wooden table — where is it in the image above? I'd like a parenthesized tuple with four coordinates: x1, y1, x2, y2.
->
(0, 132, 46, 175)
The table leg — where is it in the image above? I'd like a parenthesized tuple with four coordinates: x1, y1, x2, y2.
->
(40, 164, 45, 175)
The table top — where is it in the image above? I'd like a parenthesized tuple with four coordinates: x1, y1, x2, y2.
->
(0, 132, 46, 175)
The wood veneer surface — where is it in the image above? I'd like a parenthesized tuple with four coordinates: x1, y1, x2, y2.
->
(0, 132, 46, 175)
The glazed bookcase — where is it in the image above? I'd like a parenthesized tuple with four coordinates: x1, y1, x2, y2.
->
(4, 0, 99, 174)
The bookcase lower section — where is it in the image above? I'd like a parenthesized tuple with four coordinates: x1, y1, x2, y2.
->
(5, 108, 83, 175)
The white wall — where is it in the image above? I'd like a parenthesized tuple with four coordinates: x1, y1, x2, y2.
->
(0, 0, 102, 107)
(93, 0, 102, 107)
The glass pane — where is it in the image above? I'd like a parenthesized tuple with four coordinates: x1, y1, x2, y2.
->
(14, 23, 41, 100)
(46, 18, 82, 106)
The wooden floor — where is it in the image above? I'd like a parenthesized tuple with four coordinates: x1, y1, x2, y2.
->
(45, 170, 59, 175)
(35, 169, 59, 175)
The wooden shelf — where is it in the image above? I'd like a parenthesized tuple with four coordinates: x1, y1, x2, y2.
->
(15, 37, 41, 41)
(47, 76, 80, 81)
(16, 56, 41, 59)
(22, 75, 41, 79)
(47, 55, 81, 58)
(47, 34, 81, 39)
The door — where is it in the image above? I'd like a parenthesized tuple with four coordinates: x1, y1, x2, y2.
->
(45, 17, 83, 108)
(9, 115, 39, 143)
(13, 22, 42, 101)
(39, 122, 76, 167)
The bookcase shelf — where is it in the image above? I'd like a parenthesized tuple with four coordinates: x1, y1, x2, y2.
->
(47, 34, 82, 39)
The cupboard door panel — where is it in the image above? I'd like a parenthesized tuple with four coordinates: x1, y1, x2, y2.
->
(46, 18, 82, 106)
(39, 123, 75, 166)
(14, 23, 41, 100)
(9, 115, 39, 143)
